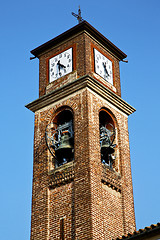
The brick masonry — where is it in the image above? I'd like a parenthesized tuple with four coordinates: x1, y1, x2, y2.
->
(29, 23, 136, 240)
(38, 31, 121, 98)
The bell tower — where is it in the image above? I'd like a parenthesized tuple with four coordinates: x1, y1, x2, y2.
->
(26, 21, 136, 240)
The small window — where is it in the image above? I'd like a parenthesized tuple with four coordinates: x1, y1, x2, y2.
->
(60, 218, 65, 240)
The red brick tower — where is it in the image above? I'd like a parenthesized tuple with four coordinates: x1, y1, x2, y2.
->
(26, 21, 136, 240)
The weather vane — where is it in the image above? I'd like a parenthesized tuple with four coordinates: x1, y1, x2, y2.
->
(72, 6, 84, 24)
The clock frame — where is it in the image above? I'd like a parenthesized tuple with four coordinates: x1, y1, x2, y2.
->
(92, 46, 115, 86)
(47, 45, 76, 84)
(49, 48, 73, 82)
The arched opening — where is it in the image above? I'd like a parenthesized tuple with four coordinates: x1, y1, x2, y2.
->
(99, 109, 116, 168)
(55, 109, 73, 125)
(45, 108, 74, 168)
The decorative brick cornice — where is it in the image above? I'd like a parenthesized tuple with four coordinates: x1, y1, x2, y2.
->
(31, 21, 127, 60)
(102, 164, 121, 192)
(48, 161, 74, 188)
(26, 74, 136, 116)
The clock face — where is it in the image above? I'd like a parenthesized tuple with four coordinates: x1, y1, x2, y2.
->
(49, 48, 73, 82)
(94, 48, 113, 85)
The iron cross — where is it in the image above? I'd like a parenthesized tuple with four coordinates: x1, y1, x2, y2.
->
(72, 6, 84, 24)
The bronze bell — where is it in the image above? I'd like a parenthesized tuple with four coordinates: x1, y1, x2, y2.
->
(55, 130, 73, 160)
(101, 138, 115, 155)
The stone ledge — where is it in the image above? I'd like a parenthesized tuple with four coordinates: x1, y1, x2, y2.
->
(49, 161, 74, 189)
(26, 74, 136, 116)
(102, 164, 121, 192)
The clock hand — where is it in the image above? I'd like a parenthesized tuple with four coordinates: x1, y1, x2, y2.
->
(57, 60, 66, 70)
(57, 60, 66, 76)
(103, 62, 109, 77)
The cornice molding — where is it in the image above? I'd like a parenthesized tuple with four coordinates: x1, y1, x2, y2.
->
(25, 75, 136, 115)
(31, 21, 127, 60)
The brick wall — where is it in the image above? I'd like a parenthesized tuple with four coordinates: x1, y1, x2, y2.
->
(30, 86, 135, 240)
(30, 28, 135, 240)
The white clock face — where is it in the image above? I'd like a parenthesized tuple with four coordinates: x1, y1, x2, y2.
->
(94, 48, 113, 85)
(49, 48, 73, 82)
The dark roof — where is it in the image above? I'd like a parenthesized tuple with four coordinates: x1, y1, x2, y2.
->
(114, 223, 160, 240)
(31, 21, 127, 60)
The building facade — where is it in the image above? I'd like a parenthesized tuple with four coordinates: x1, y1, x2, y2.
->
(26, 21, 136, 240)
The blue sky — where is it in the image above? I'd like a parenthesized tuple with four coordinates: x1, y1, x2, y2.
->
(0, 1, 160, 239)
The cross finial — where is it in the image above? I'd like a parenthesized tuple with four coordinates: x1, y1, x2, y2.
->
(72, 6, 84, 24)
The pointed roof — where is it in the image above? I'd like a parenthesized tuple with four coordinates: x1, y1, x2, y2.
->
(31, 21, 127, 60)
